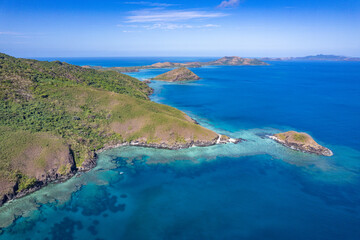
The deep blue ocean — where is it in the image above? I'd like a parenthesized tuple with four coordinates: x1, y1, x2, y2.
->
(0, 58, 359, 240)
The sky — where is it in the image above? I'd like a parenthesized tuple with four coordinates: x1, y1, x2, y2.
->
(0, 0, 359, 57)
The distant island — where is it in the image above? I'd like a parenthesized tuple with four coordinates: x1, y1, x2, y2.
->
(0, 53, 240, 206)
(270, 131, 333, 156)
(152, 67, 200, 82)
(83, 56, 269, 73)
(260, 54, 360, 62)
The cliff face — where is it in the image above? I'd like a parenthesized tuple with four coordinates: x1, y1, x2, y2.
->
(270, 131, 333, 156)
(152, 67, 200, 82)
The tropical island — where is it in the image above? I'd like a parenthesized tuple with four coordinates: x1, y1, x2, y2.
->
(152, 67, 200, 82)
(270, 131, 333, 156)
(0, 53, 240, 206)
(84, 56, 269, 73)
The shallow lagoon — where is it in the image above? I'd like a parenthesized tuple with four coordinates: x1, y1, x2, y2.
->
(1, 60, 359, 240)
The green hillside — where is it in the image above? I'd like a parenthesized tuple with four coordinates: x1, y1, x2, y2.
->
(0, 53, 218, 204)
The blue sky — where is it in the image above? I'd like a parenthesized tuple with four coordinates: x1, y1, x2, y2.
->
(0, 0, 359, 57)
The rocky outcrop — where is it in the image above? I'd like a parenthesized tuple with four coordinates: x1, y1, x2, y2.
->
(128, 134, 243, 149)
(270, 131, 333, 156)
(97, 134, 243, 153)
(152, 67, 200, 82)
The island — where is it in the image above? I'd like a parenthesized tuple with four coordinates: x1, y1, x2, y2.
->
(270, 131, 333, 156)
(0, 53, 240, 206)
(206, 56, 268, 66)
(152, 67, 200, 82)
(84, 56, 269, 73)
(260, 54, 360, 62)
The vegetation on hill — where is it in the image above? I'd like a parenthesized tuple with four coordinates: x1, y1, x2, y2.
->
(0, 53, 218, 204)
(0, 53, 151, 101)
(152, 67, 200, 82)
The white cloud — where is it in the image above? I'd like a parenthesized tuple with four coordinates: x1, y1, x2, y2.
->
(125, 9, 227, 23)
(218, 0, 240, 8)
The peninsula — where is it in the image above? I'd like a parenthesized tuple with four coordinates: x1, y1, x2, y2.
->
(0, 53, 238, 206)
(84, 56, 269, 73)
(152, 67, 200, 82)
(270, 131, 333, 156)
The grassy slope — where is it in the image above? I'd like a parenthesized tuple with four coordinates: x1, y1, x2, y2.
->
(0, 53, 217, 196)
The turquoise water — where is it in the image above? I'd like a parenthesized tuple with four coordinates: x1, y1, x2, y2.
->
(0, 59, 360, 239)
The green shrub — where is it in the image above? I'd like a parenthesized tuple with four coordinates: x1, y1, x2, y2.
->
(17, 175, 37, 192)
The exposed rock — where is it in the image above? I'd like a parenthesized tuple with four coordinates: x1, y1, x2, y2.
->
(97, 134, 243, 153)
(152, 67, 200, 82)
(270, 131, 333, 156)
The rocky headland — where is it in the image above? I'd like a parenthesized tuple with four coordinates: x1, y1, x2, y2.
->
(0, 53, 242, 207)
(152, 67, 200, 82)
(270, 131, 333, 156)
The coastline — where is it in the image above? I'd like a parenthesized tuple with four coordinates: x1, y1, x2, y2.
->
(1, 115, 242, 207)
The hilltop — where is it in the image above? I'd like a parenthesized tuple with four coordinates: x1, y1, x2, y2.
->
(152, 67, 200, 82)
(0, 53, 234, 205)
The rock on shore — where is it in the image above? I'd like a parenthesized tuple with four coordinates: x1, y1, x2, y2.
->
(270, 131, 333, 156)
